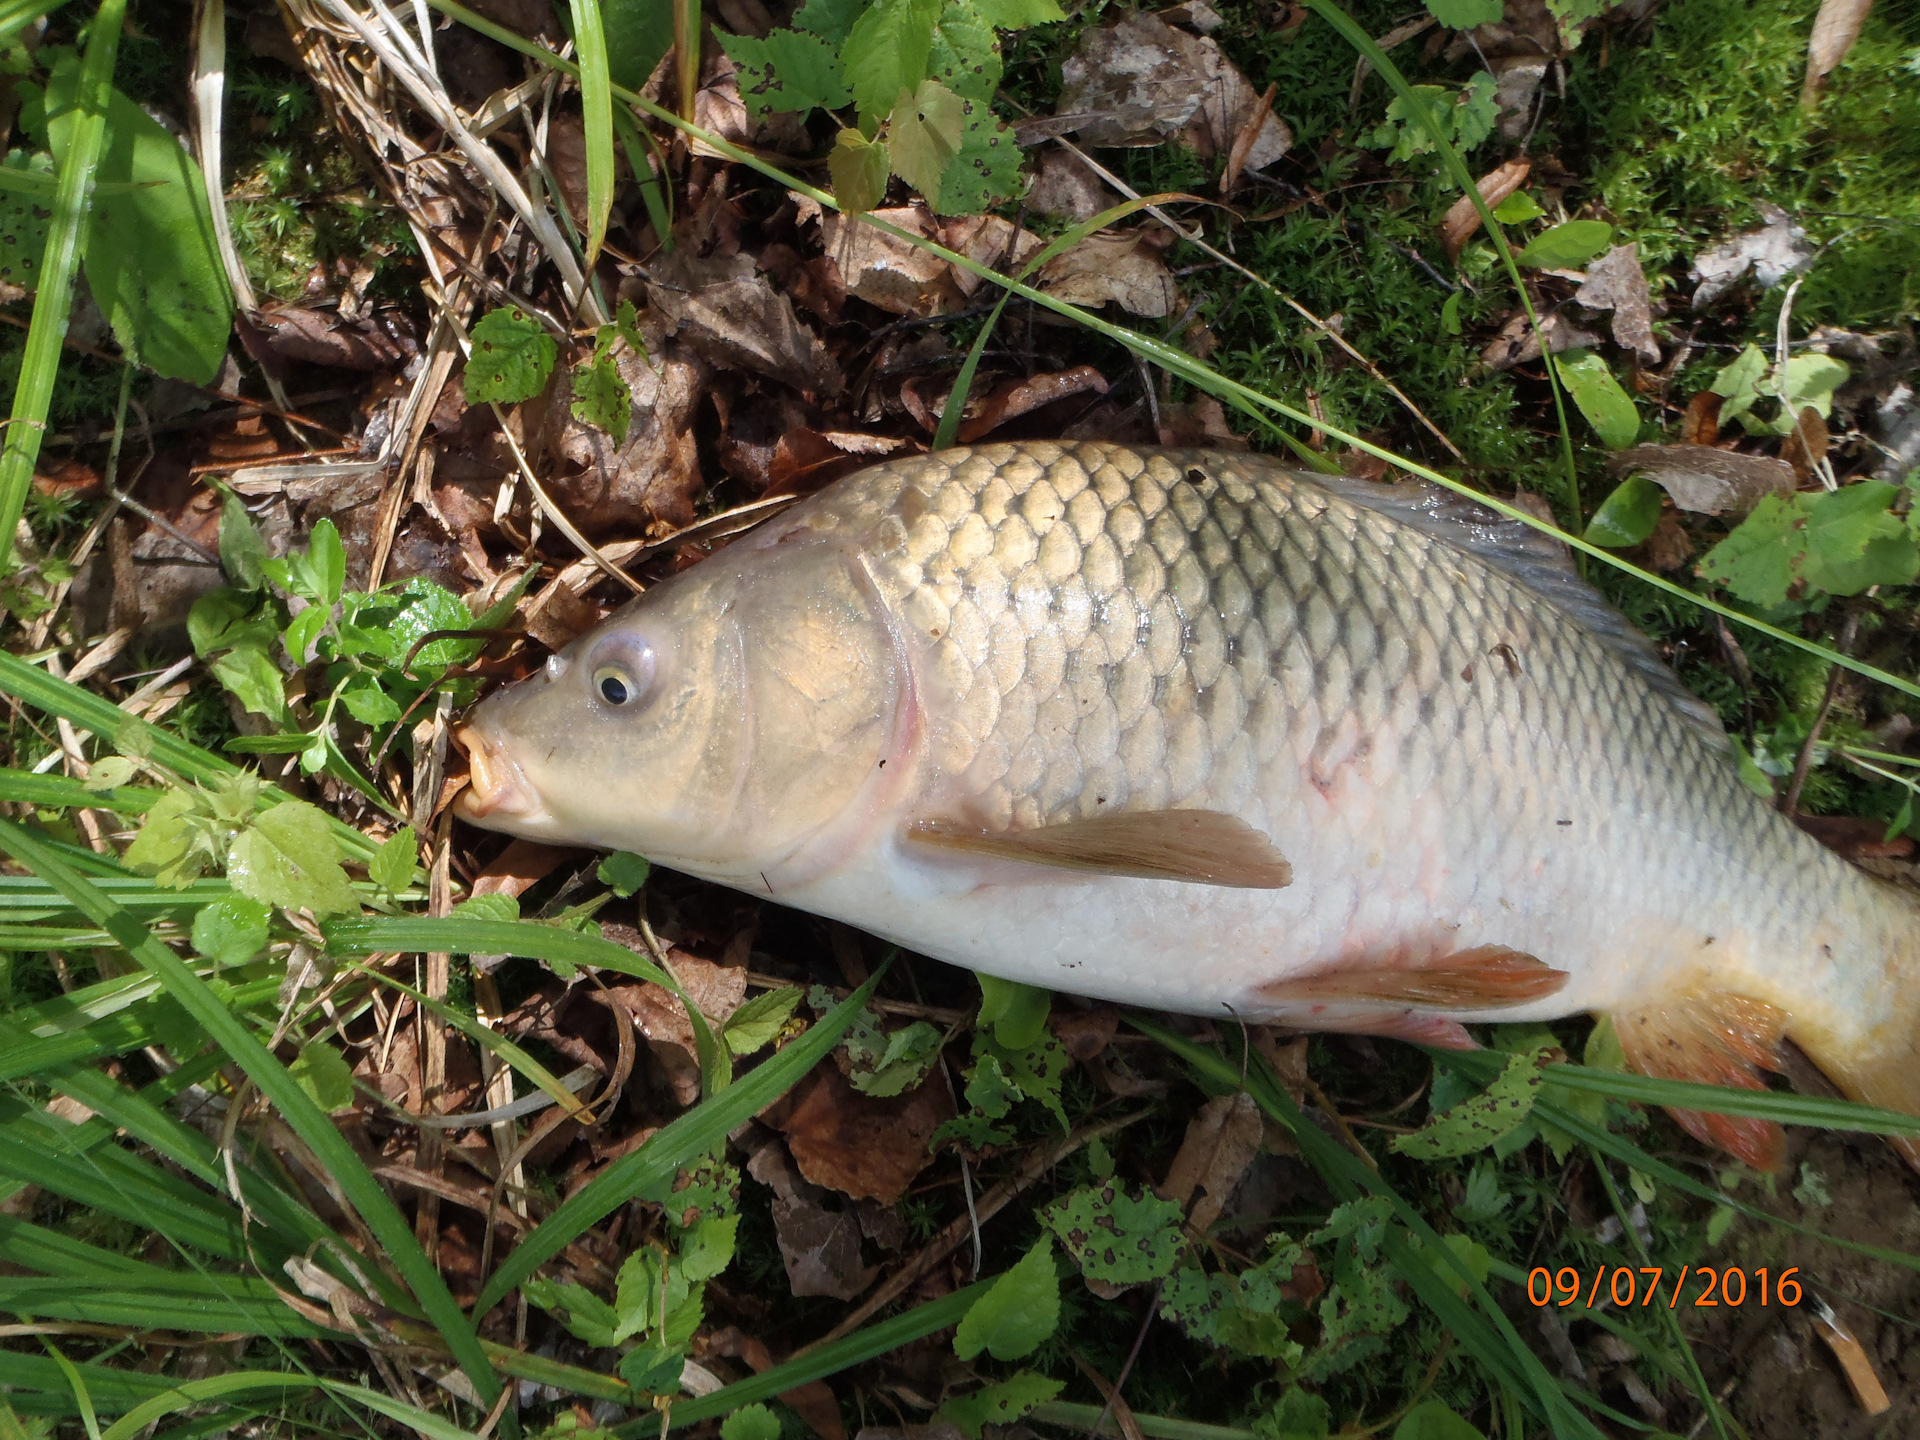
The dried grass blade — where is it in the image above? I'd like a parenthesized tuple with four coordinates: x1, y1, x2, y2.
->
(0, 0, 126, 571)
(191, 0, 258, 314)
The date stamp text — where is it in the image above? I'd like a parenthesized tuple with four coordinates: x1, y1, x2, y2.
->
(1526, 1265, 1802, 1309)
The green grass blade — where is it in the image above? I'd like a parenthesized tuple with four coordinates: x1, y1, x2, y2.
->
(422, 0, 1914, 709)
(0, 817, 504, 1412)
(0, 0, 124, 572)
(568, 0, 614, 266)
(612, 105, 673, 251)
(0, 0, 63, 48)
(0, 769, 159, 812)
(1028, 1404, 1254, 1440)
(0, 656, 378, 861)
(0, 1277, 328, 1335)
(39, 1341, 103, 1440)
(98, 1375, 321, 1440)
(475, 964, 888, 1315)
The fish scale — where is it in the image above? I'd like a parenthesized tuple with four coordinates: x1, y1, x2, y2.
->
(457, 441, 1920, 1169)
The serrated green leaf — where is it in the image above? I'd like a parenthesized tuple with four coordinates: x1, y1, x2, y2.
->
(191, 892, 270, 965)
(525, 1276, 625, 1347)
(1515, 219, 1613, 268)
(219, 494, 269, 590)
(794, 0, 864, 43)
(977, 974, 1049, 1048)
(1710, 342, 1768, 424)
(210, 646, 289, 723)
(888, 79, 965, 209)
(340, 675, 402, 726)
(841, 0, 943, 121)
(939, 1374, 1064, 1439)
(936, 96, 1021, 215)
(1422, 0, 1501, 25)
(1584, 474, 1662, 547)
(1044, 1183, 1185, 1284)
(850, 1017, 943, 1096)
(598, 850, 649, 896)
(830, 128, 892, 215)
(370, 825, 417, 895)
(124, 788, 202, 886)
(570, 352, 632, 443)
(720, 28, 851, 120)
(679, 1214, 740, 1281)
(1554, 349, 1639, 449)
(929, 1, 1001, 102)
(227, 801, 357, 916)
(452, 892, 520, 922)
(1697, 491, 1800, 605)
(1391, 1048, 1547, 1160)
(40, 57, 232, 382)
(953, 1235, 1058, 1360)
(971, 0, 1064, 23)
(189, 586, 278, 658)
(1800, 480, 1918, 594)
(466, 307, 558, 405)
(723, 986, 803, 1055)
(1766, 352, 1850, 431)
(289, 1039, 354, 1113)
(719, 1406, 782, 1440)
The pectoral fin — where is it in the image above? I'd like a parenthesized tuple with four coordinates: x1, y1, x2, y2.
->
(1258, 946, 1570, 1008)
(906, 810, 1292, 888)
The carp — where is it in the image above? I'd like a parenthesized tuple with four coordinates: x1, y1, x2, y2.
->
(456, 442, 1920, 1167)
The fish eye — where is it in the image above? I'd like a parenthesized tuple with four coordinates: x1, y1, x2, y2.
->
(587, 637, 655, 711)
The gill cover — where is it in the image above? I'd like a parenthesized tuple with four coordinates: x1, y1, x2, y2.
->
(458, 529, 912, 882)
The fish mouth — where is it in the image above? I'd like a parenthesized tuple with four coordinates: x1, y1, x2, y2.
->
(453, 724, 544, 824)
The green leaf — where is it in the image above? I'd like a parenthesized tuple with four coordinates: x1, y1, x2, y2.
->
(971, 0, 1064, 23)
(388, 576, 477, 669)
(190, 892, 270, 965)
(1043, 1183, 1186, 1284)
(571, 352, 632, 443)
(977, 974, 1049, 1048)
(122, 788, 204, 885)
(1490, 189, 1543, 223)
(1265, 1387, 1332, 1440)
(1391, 1048, 1547, 1160)
(841, 0, 943, 122)
(1393, 1401, 1487, 1440)
(1709, 342, 1768, 423)
(719, 28, 851, 120)
(598, 850, 650, 896)
(1422, 0, 1500, 25)
(830, 128, 892, 215)
(1439, 289, 1461, 335)
(189, 586, 279, 657)
(209, 646, 289, 723)
(282, 603, 329, 667)
(939, 1374, 1064, 1439)
(937, 96, 1022, 215)
(40, 58, 232, 382)
(1514, 219, 1613, 268)
(0, 149, 53, 290)
(953, 1235, 1059, 1360)
(452, 892, 521, 923)
(289, 1039, 354, 1113)
(720, 1406, 782, 1440)
(227, 801, 358, 917)
(679, 1214, 741, 1280)
(1584, 475, 1662, 547)
(219, 494, 269, 590)
(1554, 349, 1639, 449)
(465, 307, 558, 405)
(525, 1276, 626, 1347)
(599, 0, 675, 89)
(370, 825, 417, 895)
(1766, 352, 1850, 430)
(1799, 480, 1918, 594)
(568, 0, 614, 265)
(794, 0, 864, 43)
(849, 1017, 944, 1096)
(306, 518, 345, 607)
(722, 986, 803, 1056)
(1696, 491, 1800, 606)
(929, 0, 1001, 103)
(889, 78, 965, 209)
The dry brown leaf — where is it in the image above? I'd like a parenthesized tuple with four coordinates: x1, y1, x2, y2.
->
(1481, 310, 1604, 370)
(1680, 390, 1722, 447)
(470, 839, 583, 900)
(744, 1134, 880, 1303)
(1691, 204, 1814, 310)
(819, 207, 966, 317)
(1572, 243, 1659, 366)
(761, 1062, 953, 1204)
(1157, 395, 1247, 449)
(1158, 1092, 1262, 1235)
(940, 215, 1045, 299)
(1440, 159, 1530, 260)
(598, 945, 746, 1106)
(958, 366, 1111, 442)
(647, 250, 841, 396)
(1794, 812, 1915, 861)
(547, 335, 707, 534)
(1040, 229, 1178, 317)
(1640, 511, 1695, 573)
(1780, 407, 1831, 478)
(1026, 148, 1118, 223)
(1607, 444, 1796, 518)
(1049, 1005, 1120, 1061)
(707, 1329, 848, 1440)
(1802, 0, 1874, 105)
(1055, 11, 1289, 170)
(256, 304, 418, 371)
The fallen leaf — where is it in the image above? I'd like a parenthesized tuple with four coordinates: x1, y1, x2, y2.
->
(1780, 406, 1831, 478)
(819, 206, 967, 317)
(958, 366, 1111, 441)
(1157, 1091, 1262, 1236)
(744, 1132, 879, 1301)
(1055, 12, 1290, 170)
(706, 1329, 848, 1440)
(598, 942, 747, 1106)
(647, 250, 842, 396)
(1606, 444, 1796, 518)
(1157, 395, 1247, 449)
(1573, 243, 1659, 365)
(1039, 229, 1178, 318)
(1026, 147, 1118, 223)
(1480, 309, 1604, 370)
(1680, 390, 1722, 447)
(1639, 511, 1696, 573)
(1691, 204, 1814, 310)
(471, 839, 584, 900)
(1802, 0, 1874, 106)
(940, 215, 1045, 299)
(1440, 158, 1530, 260)
(546, 334, 707, 534)
(1049, 1005, 1120, 1062)
(255, 304, 418, 371)
(761, 1060, 953, 1204)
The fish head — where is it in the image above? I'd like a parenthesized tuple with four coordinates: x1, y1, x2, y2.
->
(456, 527, 911, 882)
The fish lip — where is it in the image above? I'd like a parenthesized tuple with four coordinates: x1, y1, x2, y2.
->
(452, 723, 544, 823)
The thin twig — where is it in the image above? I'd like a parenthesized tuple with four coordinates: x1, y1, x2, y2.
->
(1781, 611, 1861, 815)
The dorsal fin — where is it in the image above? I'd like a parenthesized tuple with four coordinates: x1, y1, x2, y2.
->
(906, 810, 1292, 888)
(1303, 469, 1729, 751)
